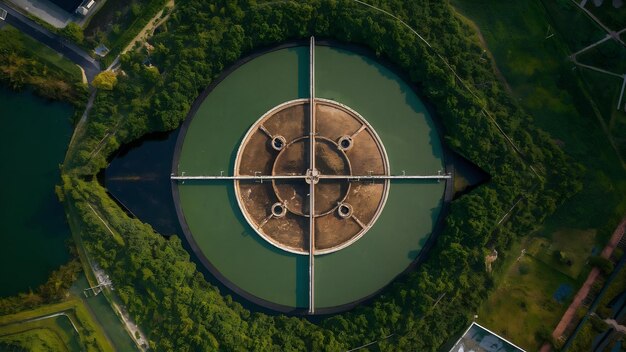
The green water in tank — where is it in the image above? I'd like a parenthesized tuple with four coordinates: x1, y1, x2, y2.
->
(176, 46, 445, 309)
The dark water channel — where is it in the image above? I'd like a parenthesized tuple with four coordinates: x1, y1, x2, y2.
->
(103, 130, 182, 237)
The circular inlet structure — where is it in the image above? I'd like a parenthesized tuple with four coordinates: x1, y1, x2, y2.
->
(271, 202, 287, 217)
(234, 99, 389, 255)
(270, 135, 286, 151)
(338, 136, 353, 151)
(172, 43, 448, 314)
(337, 203, 353, 218)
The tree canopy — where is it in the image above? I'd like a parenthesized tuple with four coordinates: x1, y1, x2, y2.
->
(92, 71, 118, 90)
(60, 0, 583, 350)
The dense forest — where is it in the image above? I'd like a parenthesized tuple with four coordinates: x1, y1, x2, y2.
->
(58, 0, 583, 350)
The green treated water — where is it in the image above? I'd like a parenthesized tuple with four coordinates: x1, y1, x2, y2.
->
(176, 46, 445, 309)
(0, 87, 72, 297)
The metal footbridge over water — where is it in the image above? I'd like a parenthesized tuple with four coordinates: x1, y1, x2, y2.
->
(171, 37, 451, 314)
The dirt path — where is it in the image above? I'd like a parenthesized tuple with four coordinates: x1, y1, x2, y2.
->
(77, 64, 87, 85)
(121, 0, 174, 56)
(64, 88, 97, 170)
(87, 203, 117, 239)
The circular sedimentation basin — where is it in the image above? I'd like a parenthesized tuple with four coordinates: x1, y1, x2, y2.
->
(173, 44, 446, 313)
(234, 98, 390, 255)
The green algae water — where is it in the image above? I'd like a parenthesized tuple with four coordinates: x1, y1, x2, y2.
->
(175, 45, 445, 310)
(0, 87, 72, 297)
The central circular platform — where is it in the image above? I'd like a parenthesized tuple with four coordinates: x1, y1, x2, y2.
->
(234, 99, 390, 255)
(273, 137, 351, 216)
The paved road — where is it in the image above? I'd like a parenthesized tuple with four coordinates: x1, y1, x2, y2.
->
(0, 1, 100, 82)
(6, 0, 72, 28)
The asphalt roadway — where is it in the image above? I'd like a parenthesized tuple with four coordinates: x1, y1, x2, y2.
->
(0, 1, 100, 82)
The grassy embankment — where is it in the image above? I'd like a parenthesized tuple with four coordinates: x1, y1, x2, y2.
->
(0, 299, 114, 352)
(451, 0, 626, 349)
(0, 25, 82, 82)
(1, 328, 69, 351)
(0, 25, 87, 105)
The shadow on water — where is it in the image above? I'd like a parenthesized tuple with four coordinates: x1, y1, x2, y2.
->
(100, 129, 182, 236)
(449, 152, 491, 199)
(318, 45, 445, 166)
(175, 179, 309, 314)
(407, 196, 444, 261)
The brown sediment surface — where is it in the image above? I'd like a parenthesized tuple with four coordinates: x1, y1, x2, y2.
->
(234, 99, 389, 254)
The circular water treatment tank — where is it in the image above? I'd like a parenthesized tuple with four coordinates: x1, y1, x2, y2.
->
(234, 98, 389, 255)
(173, 44, 447, 314)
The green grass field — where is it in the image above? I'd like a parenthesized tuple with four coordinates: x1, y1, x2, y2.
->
(0, 316, 82, 352)
(478, 240, 576, 349)
(0, 25, 83, 83)
(0, 299, 114, 352)
(451, 0, 626, 348)
(527, 228, 597, 279)
(0, 327, 71, 351)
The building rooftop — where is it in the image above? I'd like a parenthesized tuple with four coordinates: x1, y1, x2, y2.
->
(449, 322, 526, 352)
